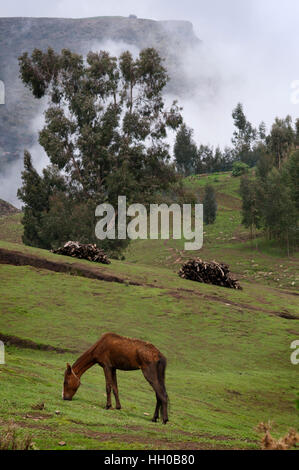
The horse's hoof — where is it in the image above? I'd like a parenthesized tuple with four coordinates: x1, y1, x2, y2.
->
(162, 419, 168, 425)
(116, 405, 121, 410)
(151, 417, 158, 423)
(105, 405, 112, 410)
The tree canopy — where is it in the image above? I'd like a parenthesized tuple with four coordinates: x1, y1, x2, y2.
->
(18, 47, 183, 251)
(174, 123, 197, 175)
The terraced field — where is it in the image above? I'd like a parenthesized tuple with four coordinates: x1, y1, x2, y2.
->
(0, 172, 298, 450)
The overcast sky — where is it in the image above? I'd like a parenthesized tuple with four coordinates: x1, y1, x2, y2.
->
(1, 1, 298, 206)
(1, 0, 298, 147)
(1, 1, 299, 205)
(1, 0, 299, 45)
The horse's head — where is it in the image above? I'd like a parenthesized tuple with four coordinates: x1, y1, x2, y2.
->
(62, 363, 81, 400)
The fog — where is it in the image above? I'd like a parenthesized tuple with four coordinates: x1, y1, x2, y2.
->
(1, 0, 299, 207)
(0, 101, 49, 208)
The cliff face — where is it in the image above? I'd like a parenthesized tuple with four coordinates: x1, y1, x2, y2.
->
(0, 16, 201, 171)
(0, 198, 20, 215)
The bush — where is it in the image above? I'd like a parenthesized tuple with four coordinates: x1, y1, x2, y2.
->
(232, 161, 250, 177)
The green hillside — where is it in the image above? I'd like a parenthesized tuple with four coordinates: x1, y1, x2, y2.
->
(0, 172, 298, 450)
(124, 172, 298, 291)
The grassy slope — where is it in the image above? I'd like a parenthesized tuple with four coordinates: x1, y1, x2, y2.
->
(0, 172, 298, 450)
(0, 213, 23, 244)
(124, 172, 298, 291)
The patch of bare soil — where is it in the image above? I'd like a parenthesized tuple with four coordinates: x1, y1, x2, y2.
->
(70, 427, 239, 450)
(22, 412, 53, 421)
(67, 419, 257, 449)
(287, 329, 299, 335)
(216, 192, 241, 210)
(277, 312, 299, 320)
(0, 417, 255, 450)
(0, 417, 54, 432)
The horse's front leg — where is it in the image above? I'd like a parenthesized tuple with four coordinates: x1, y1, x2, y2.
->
(103, 366, 112, 409)
(111, 368, 121, 410)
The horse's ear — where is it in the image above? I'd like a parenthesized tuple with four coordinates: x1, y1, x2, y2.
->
(66, 363, 72, 374)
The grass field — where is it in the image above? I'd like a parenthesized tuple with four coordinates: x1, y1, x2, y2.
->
(0, 172, 298, 450)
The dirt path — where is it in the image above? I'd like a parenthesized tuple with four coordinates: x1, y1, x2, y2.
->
(0, 332, 77, 353)
(0, 247, 141, 286)
(1, 247, 298, 321)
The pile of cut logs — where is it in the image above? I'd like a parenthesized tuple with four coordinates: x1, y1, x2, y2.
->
(179, 258, 242, 290)
(52, 241, 111, 265)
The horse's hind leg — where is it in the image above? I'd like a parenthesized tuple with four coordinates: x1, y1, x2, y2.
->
(111, 368, 121, 410)
(152, 393, 161, 422)
(142, 364, 168, 424)
(157, 357, 168, 424)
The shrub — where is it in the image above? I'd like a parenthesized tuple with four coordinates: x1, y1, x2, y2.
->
(232, 161, 250, 177)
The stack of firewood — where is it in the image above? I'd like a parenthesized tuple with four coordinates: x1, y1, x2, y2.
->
(179, 258, 242, 289)
(52, 241, 111, 264)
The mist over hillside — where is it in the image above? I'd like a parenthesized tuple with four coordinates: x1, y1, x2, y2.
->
(0, 16, 209, 206)
(0, 16, 200, 162)
(0, 13, 297, 208)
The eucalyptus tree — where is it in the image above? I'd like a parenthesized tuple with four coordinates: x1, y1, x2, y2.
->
(18, 47, 182, 249)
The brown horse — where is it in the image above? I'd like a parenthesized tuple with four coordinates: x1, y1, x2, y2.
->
(62, 332, 169, 424)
